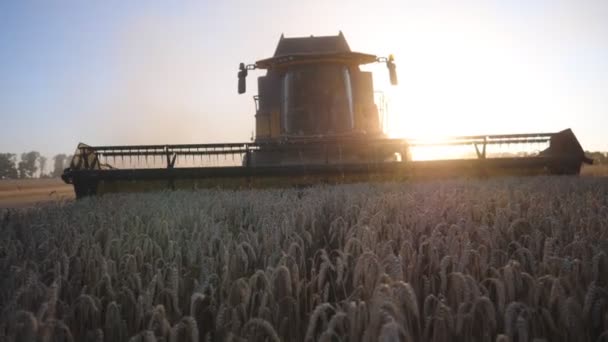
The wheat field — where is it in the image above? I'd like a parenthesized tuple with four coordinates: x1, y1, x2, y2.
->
(1, 176, 608, 341)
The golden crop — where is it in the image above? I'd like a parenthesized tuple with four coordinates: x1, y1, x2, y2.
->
(1, 177, 607, 341)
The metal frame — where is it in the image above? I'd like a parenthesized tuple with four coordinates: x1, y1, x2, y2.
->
(62, 130, 592, 198)
(69, 132, 557, 170)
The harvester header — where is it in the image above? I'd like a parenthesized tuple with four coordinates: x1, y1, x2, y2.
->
(62, 32, 592, 197)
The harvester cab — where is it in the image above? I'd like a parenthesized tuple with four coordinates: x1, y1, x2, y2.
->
(62, 32, 592, 198)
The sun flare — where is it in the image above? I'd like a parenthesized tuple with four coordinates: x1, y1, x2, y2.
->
(380, 86, 549, 162)
(369, 16, 567, 161)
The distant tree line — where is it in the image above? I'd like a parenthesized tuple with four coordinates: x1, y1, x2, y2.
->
(0, 152, 72, 179)
(586, 151, 608, 165)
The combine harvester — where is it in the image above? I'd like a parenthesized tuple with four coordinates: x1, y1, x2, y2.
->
(62, 33, 592, 198)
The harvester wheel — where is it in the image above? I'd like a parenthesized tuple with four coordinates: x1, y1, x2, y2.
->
(74, 180, 98, 198)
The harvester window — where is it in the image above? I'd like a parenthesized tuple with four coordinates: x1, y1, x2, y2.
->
(282, 65, 354, 136)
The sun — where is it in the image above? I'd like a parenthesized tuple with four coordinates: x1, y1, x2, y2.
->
(369, 20, 558, 161)
(380, 88, 477, 161)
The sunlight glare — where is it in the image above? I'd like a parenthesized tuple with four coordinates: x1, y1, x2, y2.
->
(375, 15, 556, 161)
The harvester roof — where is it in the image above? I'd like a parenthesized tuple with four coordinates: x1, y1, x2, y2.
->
(273, 31, 352, 56)
(255, 32, 377, 69)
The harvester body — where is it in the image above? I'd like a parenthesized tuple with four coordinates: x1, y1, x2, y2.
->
(244, 32, 397, 166)
(62, 33, 592, 197)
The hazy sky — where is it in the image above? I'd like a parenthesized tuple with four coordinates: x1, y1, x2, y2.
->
(1, 0, 607, 158)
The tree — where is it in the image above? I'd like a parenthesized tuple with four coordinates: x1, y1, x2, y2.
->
(52, 154, 68, 177)
(18, 151, 40, 178)
(0, 153, 18, 179)
(586, 151, 607, 165)
(38, 155, 47, 178)
(64, 155, 73, 168)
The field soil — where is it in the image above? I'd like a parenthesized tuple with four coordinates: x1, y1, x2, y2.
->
(0, 164, 604, 209)
(581, 163, 608, 176)
(0, 178, 74, 208)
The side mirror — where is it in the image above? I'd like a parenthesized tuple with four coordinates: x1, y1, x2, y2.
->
(238, 63, 248, 94)
(387, 55, 398, 86)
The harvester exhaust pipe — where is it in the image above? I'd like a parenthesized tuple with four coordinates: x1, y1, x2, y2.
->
(238, 63, 256, 94)
(387, 55, 398, 85)
(377, 55, 398, 85)
(238, 63, 247, 94)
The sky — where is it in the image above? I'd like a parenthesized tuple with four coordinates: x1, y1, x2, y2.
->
(1, 0, 607, 160)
